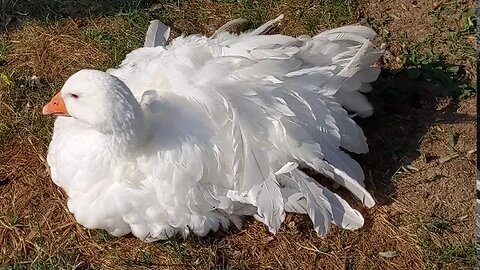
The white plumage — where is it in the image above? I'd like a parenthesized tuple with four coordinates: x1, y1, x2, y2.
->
(43, 16, 382, 242)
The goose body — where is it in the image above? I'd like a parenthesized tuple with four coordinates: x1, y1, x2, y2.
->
(44, 17, 383, 242)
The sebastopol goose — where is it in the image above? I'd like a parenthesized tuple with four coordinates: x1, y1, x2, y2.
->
(42, 15, 382, 242)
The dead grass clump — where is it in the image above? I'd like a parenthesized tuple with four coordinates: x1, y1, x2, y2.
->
(8, 19, 107, 82)
(0, 138, 108, 267)
(0, 138, 82, 266)
(213, 209, 424, 269)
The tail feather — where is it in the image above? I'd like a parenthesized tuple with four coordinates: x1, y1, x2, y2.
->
(144, 20, 170, 47)
(335, 90, 374, 117)
(295, 173, 331, 235)
(279, 168, 365, 235)
(322, 39, 375, 95)
(211, 18, 249, 38)
(210, 14, 284, 40)
(250, 14, 284, 36)
(315, 25, 377, 39)
(307, 159, 375, 208)
(300, 26, 383, 117)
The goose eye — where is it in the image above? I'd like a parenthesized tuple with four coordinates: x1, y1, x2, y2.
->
(70, 93, 79, 99)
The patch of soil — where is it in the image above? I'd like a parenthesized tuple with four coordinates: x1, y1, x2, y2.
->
(360, 0, 476, 78)
(393, 98, 476, 240)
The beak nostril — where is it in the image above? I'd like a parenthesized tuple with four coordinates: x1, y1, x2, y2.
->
(43, 91, 68, 116)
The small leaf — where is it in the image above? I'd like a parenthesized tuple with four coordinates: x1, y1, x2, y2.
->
(447, 65, 459, 74)
(448, 132, 459, 146)
(1, 73, 12, 86)
(379, 251, 398, 258)
(470, 80, 477, 90)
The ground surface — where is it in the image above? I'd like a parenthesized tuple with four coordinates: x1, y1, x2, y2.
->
(0, 0, 477, 269)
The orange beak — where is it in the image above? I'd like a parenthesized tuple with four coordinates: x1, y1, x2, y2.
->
(42, 92, 70, 116)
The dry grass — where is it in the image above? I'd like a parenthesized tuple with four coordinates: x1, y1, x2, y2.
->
(8, 20, 107, 80)
(156, 0, 358, 37)
(0, 0, 477, 269)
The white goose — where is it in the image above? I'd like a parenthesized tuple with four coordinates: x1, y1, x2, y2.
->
(42, 16, 382, 242)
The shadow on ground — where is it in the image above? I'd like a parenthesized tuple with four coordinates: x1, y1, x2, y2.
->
(351, 54, 474, 232)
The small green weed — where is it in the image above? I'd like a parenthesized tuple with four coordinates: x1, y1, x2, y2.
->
(0, 38, 8, 62)
(418, 234, 476, 269)
(8, 212, 18, 226)
(424, 214, 454, 233)
(84, 29, 115, 44)
(401, 47, 476, 99)
(118, 250, 155, 267)
(94, 229, 117, 241)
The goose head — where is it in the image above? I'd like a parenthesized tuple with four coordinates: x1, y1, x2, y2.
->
(43, 69, 145, 155)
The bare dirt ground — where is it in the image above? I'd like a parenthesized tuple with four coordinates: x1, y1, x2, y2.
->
(0, 0, 477, 269)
